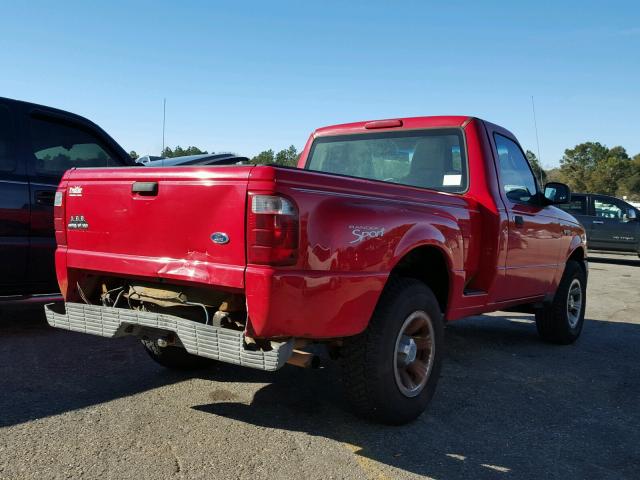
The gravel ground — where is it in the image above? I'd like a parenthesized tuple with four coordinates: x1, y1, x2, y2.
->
(1, 253, 639, 480)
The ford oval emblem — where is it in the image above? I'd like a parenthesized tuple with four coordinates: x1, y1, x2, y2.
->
(211, 232, 230, 244)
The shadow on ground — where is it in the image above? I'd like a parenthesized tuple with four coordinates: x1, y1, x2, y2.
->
(589, 255, 640, 267)
(2, 308, 639, 479)
(196, 315, 640, 480)
(0, 307, 250, 428)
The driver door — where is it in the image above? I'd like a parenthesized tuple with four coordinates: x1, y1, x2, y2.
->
(0, 101, 30, 291)
(26, 111, 124, 288)
(491, 132, 564, 301)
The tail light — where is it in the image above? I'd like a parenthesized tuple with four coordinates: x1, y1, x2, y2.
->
(53, 186, 66, 246)
(247, 193, 299, 266)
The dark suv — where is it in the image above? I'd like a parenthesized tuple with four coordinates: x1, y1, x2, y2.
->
(0, 97, 135, 301)
(559, 193, 639, 257)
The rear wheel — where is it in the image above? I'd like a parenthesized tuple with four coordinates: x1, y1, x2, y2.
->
(141, 339, 215, 370)
(341, 277, 444, 425)
(535, 260, 586, 344)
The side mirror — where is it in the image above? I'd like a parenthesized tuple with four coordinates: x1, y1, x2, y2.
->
(623, 209, 637, 222)
(544, 182, 571, 205)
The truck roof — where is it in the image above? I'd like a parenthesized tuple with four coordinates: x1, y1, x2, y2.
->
(1, 96, 106, 130)
(313, 115, 474, 137)
(0, 96, 135, 166)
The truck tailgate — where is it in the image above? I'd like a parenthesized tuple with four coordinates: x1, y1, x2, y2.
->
(61, 166, 253, 288)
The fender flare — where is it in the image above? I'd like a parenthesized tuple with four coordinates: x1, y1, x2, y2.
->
(390, 222, 460, 272)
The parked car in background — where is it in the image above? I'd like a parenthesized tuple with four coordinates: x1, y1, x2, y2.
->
(559, 193, 639, 257)
(0, 97, 135, 302)
(145, 153, 249, 167)
(136, 155, 164, 165)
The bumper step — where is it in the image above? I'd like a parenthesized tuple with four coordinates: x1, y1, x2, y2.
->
(45, 302, 293, 371)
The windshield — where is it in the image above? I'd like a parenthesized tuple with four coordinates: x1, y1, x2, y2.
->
(305, 128, 467, 193)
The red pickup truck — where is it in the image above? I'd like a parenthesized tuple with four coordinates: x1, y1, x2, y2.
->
(46, 116, 587, 424)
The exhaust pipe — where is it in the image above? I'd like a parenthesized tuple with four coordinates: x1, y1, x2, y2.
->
(287, 350, 321, 369)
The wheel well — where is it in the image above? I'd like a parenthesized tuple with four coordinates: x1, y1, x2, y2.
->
(568, 247, 586, 272)
(389, 246, 450, 313)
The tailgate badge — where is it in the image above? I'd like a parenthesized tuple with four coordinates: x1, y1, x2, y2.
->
(211, 232, 229, 244)
(69, 186, 83, 197)
(68, 215, 89, 230)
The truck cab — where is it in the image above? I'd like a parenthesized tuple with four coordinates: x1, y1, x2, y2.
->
(0, 97, 134, 300)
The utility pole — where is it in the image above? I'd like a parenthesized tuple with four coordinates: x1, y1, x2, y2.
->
(531, 95, 544, 186)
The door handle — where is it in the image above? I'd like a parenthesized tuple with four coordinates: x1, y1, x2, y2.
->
(514, 215, 524, 228)
(132, 182, 158, 196)
(35, 190, 55, 206)
(592, 220, 604, 224)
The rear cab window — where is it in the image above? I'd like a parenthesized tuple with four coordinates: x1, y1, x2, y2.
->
(29, 114, 123, 177)
(305, 129, 468, 193)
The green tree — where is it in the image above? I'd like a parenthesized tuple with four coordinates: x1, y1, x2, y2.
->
(251, 149, 275, 165)
(274, 145, 298, 167)
(559, 142, 608, 191)
(620, 153, 640, 200)
(162, 146, 208, 158)
(589, 147, 631, 196)
(251, 146, 299, 166)
(559, 142, 632, 195)
(525, 150, 547, 185)
(546, 167, 565, 183)
(129, 150, 139, 160)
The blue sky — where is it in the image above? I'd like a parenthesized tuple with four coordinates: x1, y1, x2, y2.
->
(1, 1, 638, 167)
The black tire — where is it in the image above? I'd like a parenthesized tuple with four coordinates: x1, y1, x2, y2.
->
(535, 260, 586, 344)
(341, 277, 444, 425)
(141, 339, 215, 370)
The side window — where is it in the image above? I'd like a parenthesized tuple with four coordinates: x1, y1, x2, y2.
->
(559, 195, 587, 215)
(30, 116, 118, 176)
(0, 105, 17, 173)
(594, 198, 624, 220)
(494, 134, 538, 204)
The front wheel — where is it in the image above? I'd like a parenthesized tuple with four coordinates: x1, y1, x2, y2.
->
(341, 277, 444, 425)
(535, 260, 587, 344)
